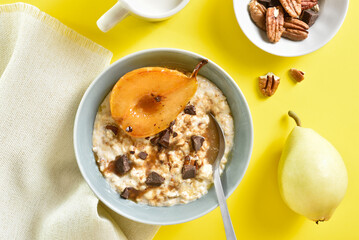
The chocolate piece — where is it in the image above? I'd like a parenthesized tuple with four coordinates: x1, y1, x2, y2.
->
(138, 151, 148, 160)
(129, 151, 135, 154)
(191, 136, 205, 152)
(182, 165, 196, 179)
(268, 0, 280, 7)
(105, 125, 118, 135)
(182, 156, 197, 179)
(173, 132, 178, 138)
(257, 0, 280, 8)
(257, 0, 270, 7)
(120, 187, 131, 199)
(158, 129, 170, 148)
(150, 136, 159, 145)
(125, 126, 133, 132)
(150, 125, 173, 150)
(145, 172, 165, 186)
(145, 137, 150, 140)
(115, 155, 131, 175)
(184, 105, 196, 115)
(300, 9, 319, 27)
(120, 187, 139, 200)
(155, 96, 161, 102)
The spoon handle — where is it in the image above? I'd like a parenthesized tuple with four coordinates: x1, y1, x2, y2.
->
(213, 169, 237, 240)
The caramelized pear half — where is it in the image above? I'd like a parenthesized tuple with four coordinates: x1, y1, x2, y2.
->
(110, 60, 208, 138)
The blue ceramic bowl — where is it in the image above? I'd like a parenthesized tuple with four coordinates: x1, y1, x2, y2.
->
(74, 48, 253, 225)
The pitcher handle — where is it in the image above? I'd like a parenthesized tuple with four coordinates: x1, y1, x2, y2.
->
(97, 1, 129, 32)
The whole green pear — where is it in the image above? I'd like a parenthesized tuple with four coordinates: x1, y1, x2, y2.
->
(278, 111, 348, 223)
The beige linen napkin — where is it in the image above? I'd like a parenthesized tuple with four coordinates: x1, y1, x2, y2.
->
(0, 3, 159, 239)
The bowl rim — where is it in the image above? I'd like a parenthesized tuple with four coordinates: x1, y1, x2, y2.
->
(73, 48, 254, 225)
(233, 0, 350, 57)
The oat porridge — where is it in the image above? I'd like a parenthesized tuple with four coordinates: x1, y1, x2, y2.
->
(92, 72, 234, 206)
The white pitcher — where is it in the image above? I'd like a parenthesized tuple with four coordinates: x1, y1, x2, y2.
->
(97, 0, 190, 32)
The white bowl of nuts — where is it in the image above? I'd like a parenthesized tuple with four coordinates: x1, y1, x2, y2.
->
(234, 0, 349, 57)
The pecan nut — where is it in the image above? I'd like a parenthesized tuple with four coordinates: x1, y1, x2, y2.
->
(266, 6, 284, 43)
(301, 0, 318, 10)
(259, 72, 280, 97)
(279, 0, 301, 18)
(284, 17, 309, 30)
(282, 17, 308, 41)
(289, 68, 305, 82)
(249, 0, 267, 30)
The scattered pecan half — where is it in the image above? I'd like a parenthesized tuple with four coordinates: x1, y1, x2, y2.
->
(279, 0, 301, 18)
(259, 72, 280, 97)
(282, 17, 309, 41)
(301, 0, 318, 10)
(249, 0, 267, 30)
(266, 6, 284, 43)
(290, 68, 305, 82)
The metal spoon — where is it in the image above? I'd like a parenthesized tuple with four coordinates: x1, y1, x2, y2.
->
(209, 113, 237, 240)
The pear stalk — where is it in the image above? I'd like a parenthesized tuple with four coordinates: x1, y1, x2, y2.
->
(288, 111, 301, 127)
(190, 59, 208, 78)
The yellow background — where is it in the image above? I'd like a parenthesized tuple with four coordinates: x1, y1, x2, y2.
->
(2, 0, 358, 239)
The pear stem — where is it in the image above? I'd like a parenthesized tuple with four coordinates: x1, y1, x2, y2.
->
(190, 59, 208, 78)
(288, 111, 301, 127)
